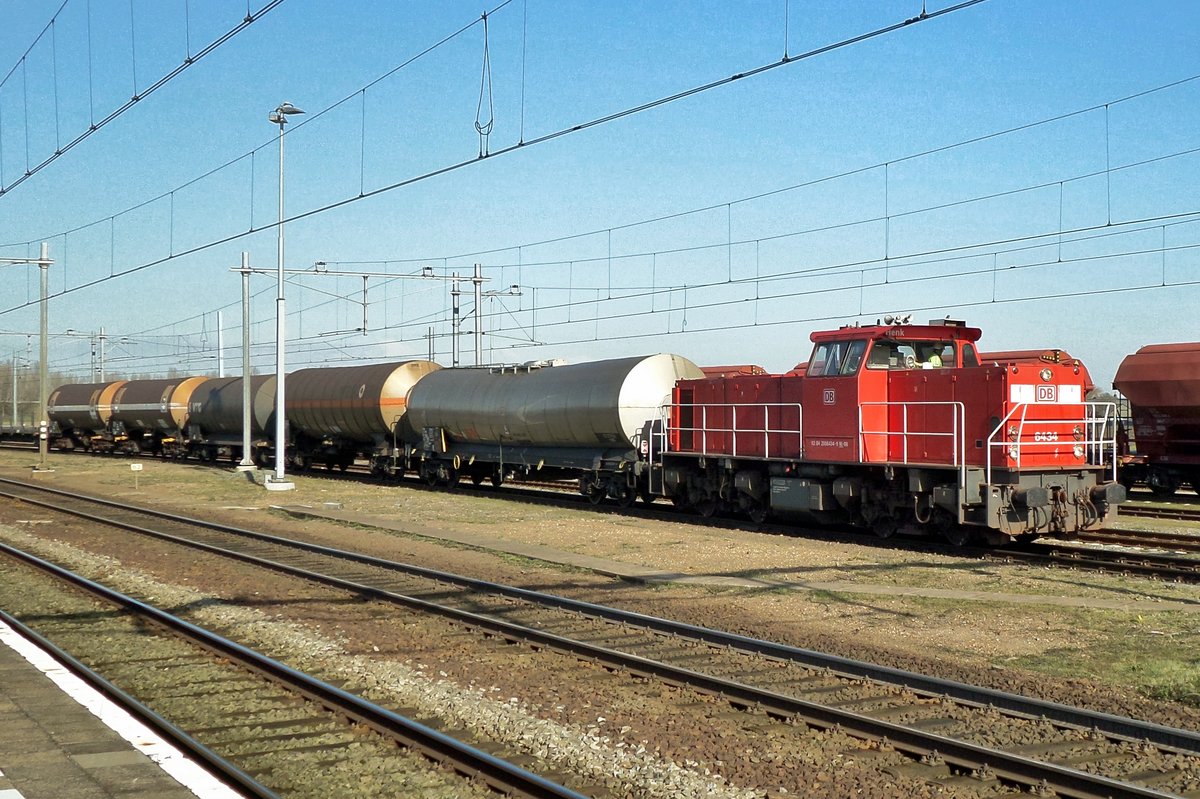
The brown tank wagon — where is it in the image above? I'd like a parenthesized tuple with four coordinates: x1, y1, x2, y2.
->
(47, 380, 128, 449)
(285, 360, 441, 471)
(186, 375, 277, 462)
(109, 376, 209, 455)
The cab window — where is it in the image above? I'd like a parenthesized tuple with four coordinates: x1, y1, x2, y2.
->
(866, 339, 956, 369)
(840, 340, 867, 375)
(807, 341, 848, 377)
(962, 343, 979, 367)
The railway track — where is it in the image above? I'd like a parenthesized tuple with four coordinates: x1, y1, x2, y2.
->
(1121, 503, 1200, 525)
(0, 540, 585, 799)
(9, 444, 1200, 587)
(1078, 528, 1200, 554)
(995, 541, 1200, 582)
(0, 477, 1197, 798)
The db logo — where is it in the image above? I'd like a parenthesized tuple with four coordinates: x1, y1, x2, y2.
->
(1036, 385, 1057, 403)
(640, 440, 649, 455)
(823, 389, 836, 405)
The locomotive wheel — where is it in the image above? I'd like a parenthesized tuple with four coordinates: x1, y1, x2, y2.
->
(746, 502, 769, 525)
(696, 498, 718, 518)
(938, 522, 971, 547)
(638, 486, 655, 505)
(669, 494, 692, 511)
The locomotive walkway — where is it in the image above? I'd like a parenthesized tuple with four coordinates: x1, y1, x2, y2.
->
(277, 505, 1200, 615)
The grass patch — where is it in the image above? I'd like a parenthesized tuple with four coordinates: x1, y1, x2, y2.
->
(1008, 610, 1200, 706)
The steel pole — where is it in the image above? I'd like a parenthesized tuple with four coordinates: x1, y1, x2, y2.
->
(238, 253, 255, 470)
(217, 310, 225, 377)
(451, 273, 461, 367)
(10, 352, 16, 428)
(98, 327, 105, 381)
(37, 242, 49, 469)
(270, 116, 293, 489)
(473, 263, 483, 366)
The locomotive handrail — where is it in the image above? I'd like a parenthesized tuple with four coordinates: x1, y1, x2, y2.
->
(658, 402, 804, 460)
(857, 401, 967, 493)
(985, 402, 1119, 485)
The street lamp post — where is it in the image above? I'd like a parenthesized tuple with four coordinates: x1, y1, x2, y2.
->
(266, 101, 303, 491)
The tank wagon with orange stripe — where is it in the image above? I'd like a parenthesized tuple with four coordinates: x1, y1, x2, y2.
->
(284, 360, 441, 472)
(47, 380, 128, 451)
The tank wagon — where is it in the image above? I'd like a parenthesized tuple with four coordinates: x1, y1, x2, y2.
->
(407, 354, 704, 500)
(47, 380, 128, 450)
(1112, 342, 1200, 496)
(186, 375, 276, 463)
(286, 360, 441, 472)
(107, 377, 209, 455)
(659, 320, 1124, 545)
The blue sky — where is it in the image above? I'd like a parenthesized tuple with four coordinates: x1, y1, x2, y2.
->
(0, 0, 1197, 386)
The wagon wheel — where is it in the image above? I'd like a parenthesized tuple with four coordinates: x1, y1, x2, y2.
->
(871, 514, 897, 539)
(471, 472, 486, 486)
(490, 466, 505, 488)
(615, 483, 636, 508)
(421, 463, 439, 486)
(638, 485, 655, 505)
(580, 475, 605, 505)
(444, 468, 461, 489)
(1148, 471, 1179, 497)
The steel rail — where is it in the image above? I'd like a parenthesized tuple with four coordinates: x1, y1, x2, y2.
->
(1077, 529, 1200, 553)
(0, 541, 588, 799)
(0, 607, 277, 798)
(1119, 504, 1200, 524)
(0, 481, 1192, 797)
(999, 543, 1200, 582)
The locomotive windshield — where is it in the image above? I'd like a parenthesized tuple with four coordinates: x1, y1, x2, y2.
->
(866, 339, 957, 370)
(807, 340, 868, 376)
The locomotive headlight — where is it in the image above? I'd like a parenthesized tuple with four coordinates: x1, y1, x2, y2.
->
(1039, 368, 1053, 382)
(1007, 425, 1019, 441)
(1073, 444, 1085, 458)
(1008, 445, 1020, 459)
(1072, 425, 1083, 441)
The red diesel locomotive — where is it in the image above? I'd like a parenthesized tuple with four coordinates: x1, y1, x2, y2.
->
(656, 319, 1124, 545)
